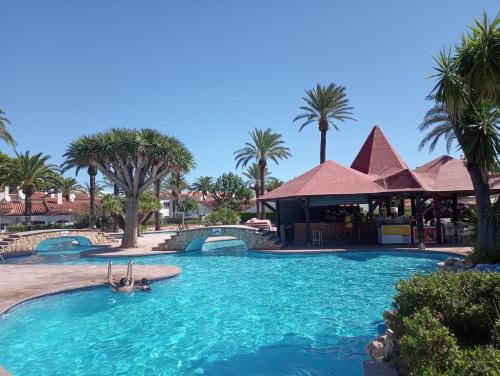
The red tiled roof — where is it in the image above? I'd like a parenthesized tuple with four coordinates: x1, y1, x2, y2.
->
(351, 125, 408, 176)
(374, 168, 427, 191)
(0, 192, 94, 216)
(260, 160, 386, 200)
(414, 156, 500, 193)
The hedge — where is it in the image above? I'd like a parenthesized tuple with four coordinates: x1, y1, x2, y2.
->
(390, 271, 500, 375)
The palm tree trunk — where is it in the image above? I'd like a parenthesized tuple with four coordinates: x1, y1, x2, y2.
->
(113, 181, 119, 232)
(468, 163, 500, 256)
(24, 188, 33, 224)
(121, 194, 139, 248)
(319, 120, 328, 164)
(254, 187, 260, 219)
(88, 166, 97, 229)
(155, 180, 161, 231)
(259, 159, 266, 220)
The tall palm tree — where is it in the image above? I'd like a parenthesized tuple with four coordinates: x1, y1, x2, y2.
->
(0, 151, 57, 222)
(242, 163, 269, 218)
(191, 176, 213, 200)
(0, 109, 16, 148)
(63, 128, 194, 248)
(235, 128, 291, 219)
(294, 83, 355, 164)
(61, 138, 100, 229)
(419, 12, 500, 258)
(163, 172, 190, 214)
(50, 174, 84, 200)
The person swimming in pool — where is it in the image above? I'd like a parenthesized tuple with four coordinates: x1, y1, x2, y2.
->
(107, 259, 134, 293)
(139, 278, 151, 292)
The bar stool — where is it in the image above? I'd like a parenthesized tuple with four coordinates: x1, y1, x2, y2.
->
(312, 229, 323, 246)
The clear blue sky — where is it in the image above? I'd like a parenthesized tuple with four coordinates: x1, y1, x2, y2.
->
(1, 1, 498, 184)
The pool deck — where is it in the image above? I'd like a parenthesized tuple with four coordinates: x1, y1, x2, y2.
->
(255, 244, 472, 256)
(0, 264, 181, 315)
(86, 241, 472, 258)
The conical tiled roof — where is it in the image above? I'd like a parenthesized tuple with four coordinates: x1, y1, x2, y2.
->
(260, 160, 385, 200)
(351, 125, 408, 176)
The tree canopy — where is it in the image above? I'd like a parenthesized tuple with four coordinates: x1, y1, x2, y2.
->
(293, 83, 355, 163)
(63, 128, 194, 247)
(419, 12, 500, 258)
(210, 172, 252, 211)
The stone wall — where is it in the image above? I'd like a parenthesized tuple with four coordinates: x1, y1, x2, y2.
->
(0, 229, 116, 257)
(153, 225, 282, 251)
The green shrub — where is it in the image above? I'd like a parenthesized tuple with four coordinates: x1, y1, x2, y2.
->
(205, 207, 240, 225)
(446, 346, 500, 376)
(393, 271, 500, 345)
(397, 307, 460, 375)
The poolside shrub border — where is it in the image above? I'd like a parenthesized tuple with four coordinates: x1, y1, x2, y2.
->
(371, 271, 500, 375)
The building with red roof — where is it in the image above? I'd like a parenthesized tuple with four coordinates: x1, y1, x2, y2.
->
(260, 125, 500, 247)
(0, 189, 94, 229)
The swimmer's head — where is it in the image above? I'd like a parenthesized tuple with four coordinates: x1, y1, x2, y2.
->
(119, 277, 128, 286)
(141, 278, 150, 286)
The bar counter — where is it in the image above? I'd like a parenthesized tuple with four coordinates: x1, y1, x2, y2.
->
(293, 222, 376, 243)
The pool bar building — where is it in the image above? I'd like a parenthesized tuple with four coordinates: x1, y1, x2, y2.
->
(260, 125, 500, 248)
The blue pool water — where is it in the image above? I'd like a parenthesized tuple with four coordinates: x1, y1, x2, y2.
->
(0, 250, 448, 375)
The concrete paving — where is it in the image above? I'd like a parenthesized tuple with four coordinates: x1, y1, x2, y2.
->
(0, 264, 180, 315)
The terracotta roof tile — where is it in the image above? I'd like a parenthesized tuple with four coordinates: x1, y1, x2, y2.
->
(260, 160, 385, 200)
(0, 192, 94, 216)
(351, 125, 408, 176)
(414, 155, 500, 193)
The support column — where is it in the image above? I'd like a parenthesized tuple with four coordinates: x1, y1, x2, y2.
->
(398, 197, 405, 216)
(411, 197, 416, 217)
(385, 197, 391, 215)
(305, 198, 311, 246)
(368, 198, 375, 219)
(276, 200, 281, 240)
(433, 194, 442, 244)
(416, 195, 425, 250)
(452, 196, 458, 223)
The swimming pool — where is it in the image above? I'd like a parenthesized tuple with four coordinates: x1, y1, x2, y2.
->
(0, 250, 448, 375)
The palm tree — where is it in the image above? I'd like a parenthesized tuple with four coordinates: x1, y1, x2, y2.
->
(242, 163, 269, 218)
(191, 176, 213, 200)
(0, 109, 16, 148)
(266, 177, 285, 192)
(50, 174, 84, 200)
(0, 151, 57, 222)
(235, 128, 291, 219)
(294, 83, 355, 164)
(63, 128, 194, 248)
(163, 172, 190, 214)
(83, 181, 106, 198)
(419, 12, 500, 258)
(418, 98, 455, 153)
(61, 137, 100, 229)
